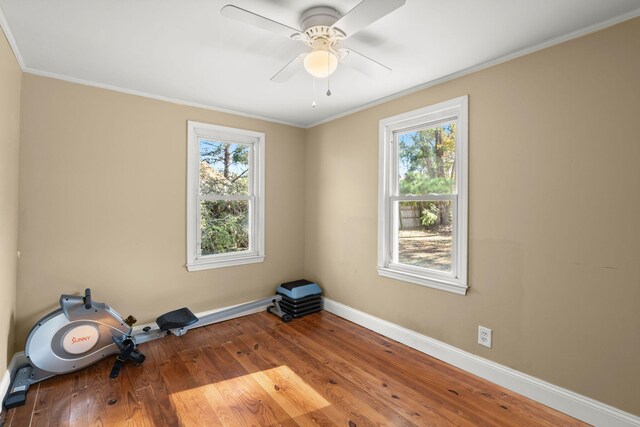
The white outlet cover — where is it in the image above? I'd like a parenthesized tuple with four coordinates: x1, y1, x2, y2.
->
(478, 326, 492, 348)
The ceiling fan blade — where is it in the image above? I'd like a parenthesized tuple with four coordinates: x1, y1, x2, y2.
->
(339, 48, 391, 78)
(221, 5, 302, 39)
(331, 0, 405, 39)
(271, 53, 307, 82)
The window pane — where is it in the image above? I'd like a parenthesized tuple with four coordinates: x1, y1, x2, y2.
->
(398, 122, 456, 196)
(199, 139, 249, 196)
(200, 200, 249, 255)
(397, 201, 452, 272)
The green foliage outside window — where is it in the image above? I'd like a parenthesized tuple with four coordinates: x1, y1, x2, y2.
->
(199, 140, 250, 255)
(421, 206, 439, 228)
(398, 124, 456, 229)
(200, 200, 248, 255)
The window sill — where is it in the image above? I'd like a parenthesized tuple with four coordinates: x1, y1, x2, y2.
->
(187, 254, 265, 271)
(377, 267, 468, 295)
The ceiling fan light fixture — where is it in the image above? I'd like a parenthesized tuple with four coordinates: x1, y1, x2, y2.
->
(303, 47, 338, 79)
(221, 1, 403, 83)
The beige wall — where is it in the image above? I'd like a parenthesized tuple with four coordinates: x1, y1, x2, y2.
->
(16, 75, 306, 348)
(10, 15, 640, 418)
(304, 18, 640, 415)
(0, 28, 21, 372)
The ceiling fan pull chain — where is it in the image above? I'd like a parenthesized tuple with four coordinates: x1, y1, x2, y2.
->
(312, 78, 317, 108)
(326, 51, 332, 97)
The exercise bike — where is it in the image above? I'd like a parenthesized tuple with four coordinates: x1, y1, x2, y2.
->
(3, 288, 290, 409)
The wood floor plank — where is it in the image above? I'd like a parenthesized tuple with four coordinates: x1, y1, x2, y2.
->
(44, 381, 71, 427)
(134, 386, 168, 427)
(41, 373, 73, 427)
(221, 318, 423, 427)
(157, 349, 224, 426)
(68, 383, 89, 427)
(136, 338, 183, 426)
(281, 312, 505, 426)
(313, 312, 587, 427)
(1, 406, 15, 427)
(176, 347, 258, 426)
(102, 377, 127, 427)
(118, 364, 149, 427)
(30, 375, 59, 427)
(125, 359, 149, 392)
(199, 342, 300, 427)
(175, 321, 216, 351)
(284, 312, 556, 426)
(8, 382, 38, 427)
(86, 359, 110, 427)
(221, 327, 349, 427)
(265, 322, 453, 426)
(203, 319, 248, 344)
(7, 310, 591, 427)
(68, 369, 90, 427)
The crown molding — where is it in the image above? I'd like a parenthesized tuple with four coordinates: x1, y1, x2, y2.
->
(0, 3, 26, 70)
(23, 67, 304, 128)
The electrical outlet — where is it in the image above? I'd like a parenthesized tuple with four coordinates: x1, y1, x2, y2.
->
(478, 326, 492, 348)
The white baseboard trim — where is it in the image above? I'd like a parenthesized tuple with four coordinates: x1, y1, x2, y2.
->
(0, 369, 10, 408)
(323, 297, 640, 427)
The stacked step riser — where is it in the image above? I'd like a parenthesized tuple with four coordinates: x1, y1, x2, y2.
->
(276, 280, 322, 318)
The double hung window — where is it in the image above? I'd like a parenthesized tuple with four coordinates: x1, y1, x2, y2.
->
(378, 96, 468, 294)
(186, 121, 265, 271)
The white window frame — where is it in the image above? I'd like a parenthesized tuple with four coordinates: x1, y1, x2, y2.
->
(378, 96, 468, 295)
(186, 121, 265, 271)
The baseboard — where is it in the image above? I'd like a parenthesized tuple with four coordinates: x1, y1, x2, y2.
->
(0, 369, 10, 409)
(322, 297, 640, 427)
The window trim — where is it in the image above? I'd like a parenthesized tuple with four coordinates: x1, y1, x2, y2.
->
(186, 121, 265, 271)
(377, 96, 468, 295)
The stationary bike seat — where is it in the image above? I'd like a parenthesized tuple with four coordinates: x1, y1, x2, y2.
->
(156, 307, 198, 331)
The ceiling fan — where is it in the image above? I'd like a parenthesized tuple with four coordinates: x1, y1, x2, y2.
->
(220, 0, 406, 83)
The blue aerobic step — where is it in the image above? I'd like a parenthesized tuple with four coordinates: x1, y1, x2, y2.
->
(276, 279, 322, 300)
(276, 280, 322, 318)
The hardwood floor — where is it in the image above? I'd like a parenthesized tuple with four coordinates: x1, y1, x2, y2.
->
(4, 310, 588, 426)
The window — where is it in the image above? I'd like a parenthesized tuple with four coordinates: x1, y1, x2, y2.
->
(186, 121, 265, 271)
(378, 96, 468, 294)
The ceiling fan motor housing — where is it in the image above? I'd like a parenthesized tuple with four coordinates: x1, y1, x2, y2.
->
(299, 6, 346, 43)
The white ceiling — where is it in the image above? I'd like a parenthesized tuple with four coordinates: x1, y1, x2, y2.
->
(1, 0, 639, 127)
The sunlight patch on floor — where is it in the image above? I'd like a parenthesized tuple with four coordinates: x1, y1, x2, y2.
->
(169, 365, 330, 421)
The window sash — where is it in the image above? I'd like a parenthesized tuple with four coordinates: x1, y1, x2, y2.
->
(390, 123, 459, 198)
(198, 137, 254, 198)
(196, 196, 256, 258)
(200, 194, 253, 202)
(389, 196, 458, 278)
